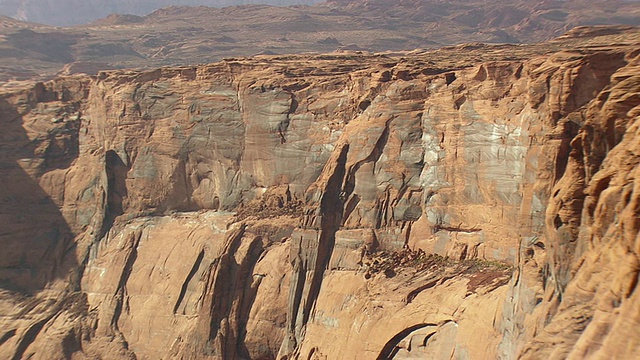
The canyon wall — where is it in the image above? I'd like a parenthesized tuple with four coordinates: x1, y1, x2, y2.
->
(1, 29, 639, 359)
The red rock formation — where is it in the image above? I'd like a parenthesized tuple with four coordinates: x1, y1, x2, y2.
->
(0, 28, 639, 359)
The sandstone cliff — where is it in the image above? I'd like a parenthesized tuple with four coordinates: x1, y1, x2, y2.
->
(0, 27, 640, 359)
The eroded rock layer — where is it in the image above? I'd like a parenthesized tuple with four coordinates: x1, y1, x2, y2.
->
(1, 28, 640, 359)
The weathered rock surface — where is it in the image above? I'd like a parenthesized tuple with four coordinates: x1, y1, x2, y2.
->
(0, 27, 640, 359)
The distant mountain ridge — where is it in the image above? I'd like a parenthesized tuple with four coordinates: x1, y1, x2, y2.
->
(0, 0, 320, 26)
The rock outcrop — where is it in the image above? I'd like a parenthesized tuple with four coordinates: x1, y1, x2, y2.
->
(0, 27, 640, 359)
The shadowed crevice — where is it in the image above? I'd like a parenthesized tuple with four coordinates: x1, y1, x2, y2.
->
(0, 95, 78, 293)
(173, 249, 205, 314)
(377, 323, 437, 360)
(100, 150, 129, 239)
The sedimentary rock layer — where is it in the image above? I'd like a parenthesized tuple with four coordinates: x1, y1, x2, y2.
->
(0, 28, 639, 359)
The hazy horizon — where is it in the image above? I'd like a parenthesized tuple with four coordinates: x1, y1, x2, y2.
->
(0, 0, 323, 26)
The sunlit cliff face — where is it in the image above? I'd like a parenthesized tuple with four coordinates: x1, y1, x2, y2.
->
(0, 25, 639, 360)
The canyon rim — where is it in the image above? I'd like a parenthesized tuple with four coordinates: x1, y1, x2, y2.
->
(0, 5, 640, 360)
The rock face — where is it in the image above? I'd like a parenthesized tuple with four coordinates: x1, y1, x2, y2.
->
(0, 28, 640, 359)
